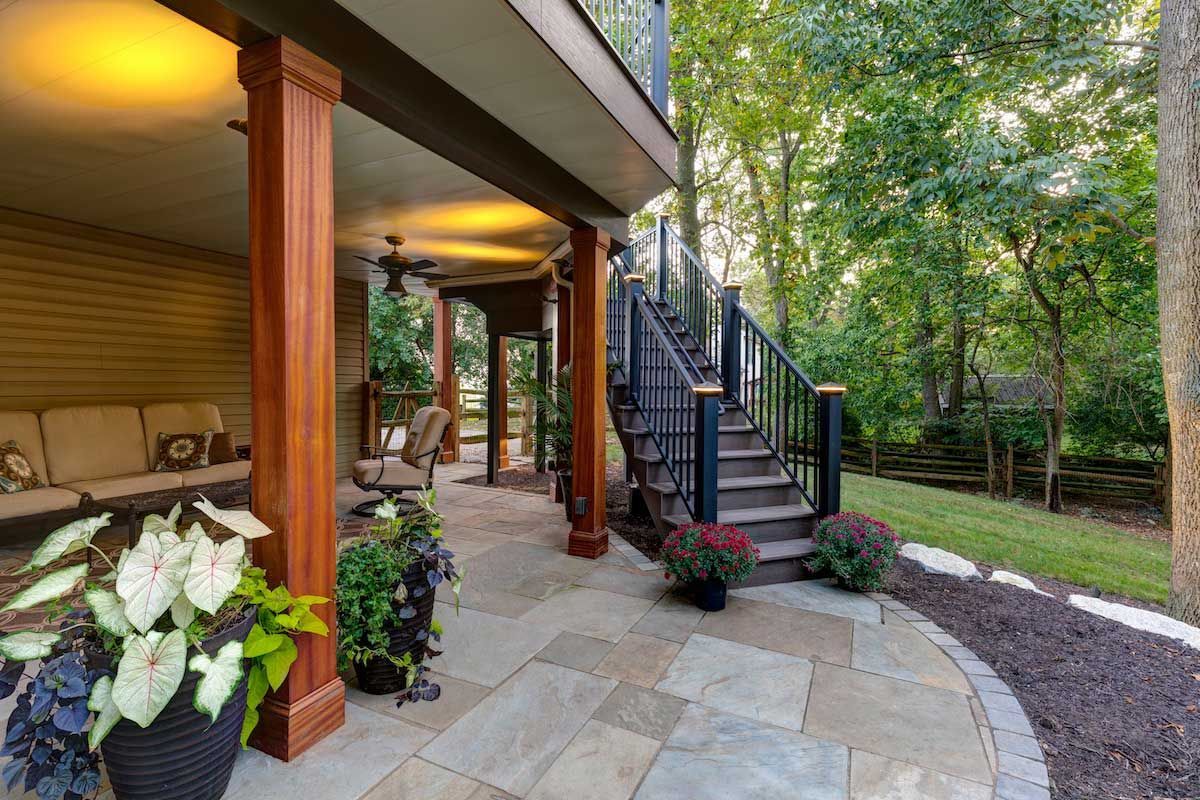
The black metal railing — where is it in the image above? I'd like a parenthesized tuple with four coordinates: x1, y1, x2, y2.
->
(577, 0, 669, 113)
(606, 257, 628, 368)
(659, 222, 723, 376)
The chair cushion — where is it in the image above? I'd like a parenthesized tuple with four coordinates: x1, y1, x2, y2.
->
(40, 406, 147, 485)
(1, 440, 44, 493)
(59, 472, 183, 501)
(353, 457, 430, 488)
(141, 402, 225, 469)
(209, 432, 238, 465)
(154, 430, 214, 472)
(179, 460, 251, 487)
(401, 406, 451, 470)
(0, 411, 49, 485)
(0, 487, 81, 520)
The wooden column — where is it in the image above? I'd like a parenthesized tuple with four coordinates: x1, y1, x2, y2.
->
(568, 228, 610, 558)
(433, 297, 457, 463)
(551, 281, 572, 500)
(238, 36, 344, 761)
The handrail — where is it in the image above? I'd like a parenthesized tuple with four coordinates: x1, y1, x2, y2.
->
(732, 304, 819, 395)
(576, 0, 669, 113)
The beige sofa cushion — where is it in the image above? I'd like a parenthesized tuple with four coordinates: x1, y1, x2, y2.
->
(0, 486, 81, 520)
(353, 458, 429, 488)
(41, 406, 148, 485)
(59, 472, 183, 501)
(0, 411, 49, 485)
(401, 406, 450, 470)
(141, 402, 225, 469)
(180, 460, 251, 487)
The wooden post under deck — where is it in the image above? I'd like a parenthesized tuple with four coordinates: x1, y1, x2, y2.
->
(568, 227, 610, 558)
(238, 36, 344, 761)
(433, 297, 458, 463)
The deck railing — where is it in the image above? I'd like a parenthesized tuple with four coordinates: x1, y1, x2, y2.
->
(578, 0, 669, 113)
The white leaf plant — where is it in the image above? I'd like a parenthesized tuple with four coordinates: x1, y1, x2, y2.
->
(0, 495, 274, 748)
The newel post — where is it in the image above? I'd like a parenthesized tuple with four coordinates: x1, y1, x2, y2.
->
(816, 383, 846, 517)
(655, 213, 669, 301)
(624, 275, 645, 401)
(694, 384, 723, 523)
(721, 282, 742, 402)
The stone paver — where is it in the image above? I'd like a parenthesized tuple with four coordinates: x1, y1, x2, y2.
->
(804, 663, 992, 784)
(520, 585, 655, 643)
(420, 661, 617, 796)
(849, 750, 992, 800)
(594, 633, 681, 688)
(655, 634, 814, 731)
(526, 720, 659, 800)
(536, 631, 615, 672)
(629, 593, 704, 643)
(349, 674, 491, 731)
(850, 620, 972, 693)
(995, 773, 1051, 800)
(429, 604, 558, 687)
(731, 579, 882, 624)
(696, 595, 853, 665)
(591, 683, 686, 741)
(576, 564, 671, 600)
(364, 758, 480, 800)
(634, 705, 848, 800)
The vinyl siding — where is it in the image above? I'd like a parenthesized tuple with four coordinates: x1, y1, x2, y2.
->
(0, 208, 366, 477)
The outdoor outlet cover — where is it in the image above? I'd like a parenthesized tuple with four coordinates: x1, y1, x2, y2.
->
(574, 496, 588, 517)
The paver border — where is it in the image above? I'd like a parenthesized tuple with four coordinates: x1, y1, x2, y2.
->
(866, 591, 1050, 800)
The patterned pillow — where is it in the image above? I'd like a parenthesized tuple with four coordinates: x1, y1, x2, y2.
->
(155, 430, 214, 472)
(0, 440, 43, 494)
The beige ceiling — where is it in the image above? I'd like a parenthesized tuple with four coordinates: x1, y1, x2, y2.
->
(0, 0, 570, 286)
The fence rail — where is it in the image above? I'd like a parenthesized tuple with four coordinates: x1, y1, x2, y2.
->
(840, 437, 1167, 506)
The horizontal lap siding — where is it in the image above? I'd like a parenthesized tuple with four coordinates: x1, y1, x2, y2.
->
(0, 209, 366, 478)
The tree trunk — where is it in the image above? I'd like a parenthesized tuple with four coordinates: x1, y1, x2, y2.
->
(1044, 313, 1066, 513)
(917, 291, 942, 428)
(1159, 0, 1200, 625)
(677, 110, 703, 259)
(947, 283, 967, 417)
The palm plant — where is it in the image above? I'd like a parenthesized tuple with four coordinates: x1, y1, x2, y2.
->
(521, 364, 573, 468)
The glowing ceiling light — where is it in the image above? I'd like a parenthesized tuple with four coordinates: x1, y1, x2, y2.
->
(419, 239, 546, 262)
(414, 201, 550, 235)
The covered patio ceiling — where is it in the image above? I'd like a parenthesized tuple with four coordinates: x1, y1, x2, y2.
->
(0, 0, 572, 290)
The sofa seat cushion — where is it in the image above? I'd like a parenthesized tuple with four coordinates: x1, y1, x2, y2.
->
(40, 406, 148, 485)
(353, 457, 430, 488)
(0, 487, 82, 520)
(59, 472, 183, 501)
(179, 460, 251, 487)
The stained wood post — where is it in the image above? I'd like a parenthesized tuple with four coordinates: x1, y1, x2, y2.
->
(238, 36, 344, 761)
(433, 297, 457, 463)
(363, 381, 382, 451)
(1006, 442, 1015, 498)
(870, 439, 878, 478)
(569, 227, 611, 558)
(816, 384, 846, 517)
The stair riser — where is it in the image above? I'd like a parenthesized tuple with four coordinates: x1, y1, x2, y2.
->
(656, 484, 805, 518)
(732, 556, 810, 587)
(632, 429, 763, 456)
(739, 515, 818, 543)
(617, 406, 747, 429)
(638, 455, 781, 483)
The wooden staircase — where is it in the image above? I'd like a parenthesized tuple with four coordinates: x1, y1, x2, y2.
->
(605, 237, 842, 586)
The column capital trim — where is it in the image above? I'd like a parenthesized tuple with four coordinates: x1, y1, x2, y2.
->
(238, 37, 342, 104)
(570, 227, 612, 252)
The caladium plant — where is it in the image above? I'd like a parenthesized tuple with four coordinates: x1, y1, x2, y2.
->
(0, 496, 324, 778)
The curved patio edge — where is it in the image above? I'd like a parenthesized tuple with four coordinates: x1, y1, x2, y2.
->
(866, 592, 1051, 800)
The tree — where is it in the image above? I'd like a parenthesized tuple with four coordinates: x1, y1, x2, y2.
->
(1157, 0, 1200, 624)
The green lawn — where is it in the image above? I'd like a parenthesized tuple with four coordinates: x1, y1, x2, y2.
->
(842, 472, 1172, 605)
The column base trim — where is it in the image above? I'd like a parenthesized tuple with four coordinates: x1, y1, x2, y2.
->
(250, 677, 345, 762)
(568, 527, 609, 559)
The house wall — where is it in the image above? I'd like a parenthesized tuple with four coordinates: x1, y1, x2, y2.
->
(0, 208, 367, 477)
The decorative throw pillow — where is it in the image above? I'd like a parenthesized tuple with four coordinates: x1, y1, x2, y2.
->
(0, 440, 42, 494)
(155, 430, 214, 471)
(209, 432, 238, 464)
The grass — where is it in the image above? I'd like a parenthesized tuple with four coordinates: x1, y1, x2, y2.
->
(842, 472, 1172, 605)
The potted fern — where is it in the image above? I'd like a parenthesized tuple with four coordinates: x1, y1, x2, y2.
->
(522, 364, 573, 521)
(0, 500, 326, 800)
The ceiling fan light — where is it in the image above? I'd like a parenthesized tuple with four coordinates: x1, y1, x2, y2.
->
(384, 273, 408, 297)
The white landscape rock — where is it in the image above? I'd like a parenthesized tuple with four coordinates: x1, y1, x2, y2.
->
(988, 570, 1054, 597)
(900, 543, 982, 581)
(1068, 594, 1200, 651)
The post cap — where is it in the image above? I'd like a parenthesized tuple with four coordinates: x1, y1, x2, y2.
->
(692, 383, 724, 397)
(657, 212, 671, 221)
(722, 281, 744, 291)
(622, 274, 646, 284)
(815, 383, 848, 395)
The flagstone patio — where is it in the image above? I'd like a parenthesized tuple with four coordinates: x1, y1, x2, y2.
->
(0, 463, 1025, 799)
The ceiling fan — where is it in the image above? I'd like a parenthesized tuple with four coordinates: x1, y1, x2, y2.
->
(353, 235, 450, 297)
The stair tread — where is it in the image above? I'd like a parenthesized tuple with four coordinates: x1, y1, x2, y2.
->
(663, 504, 817, 528)
(646, 475, 795, 495)
(635, 448, 772, 463)
(625, 424, 753, 435)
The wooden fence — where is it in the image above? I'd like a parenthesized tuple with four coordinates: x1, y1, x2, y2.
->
(362, 381, 532, 459)
(841, 437, 1167, 507)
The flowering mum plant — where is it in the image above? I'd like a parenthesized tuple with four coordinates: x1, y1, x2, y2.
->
(660, 523, 759, 585)
(807, 512, 899, 591)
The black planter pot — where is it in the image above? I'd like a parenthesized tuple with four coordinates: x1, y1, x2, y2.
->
(97, 607, 256, 800)
(557, 469, 573, 523)
(352, 559, 438, 695)
(691, 578, 727, 612)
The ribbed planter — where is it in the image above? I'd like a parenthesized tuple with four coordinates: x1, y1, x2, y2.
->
(352, 560, 437, 695)
(691, 578, 727, 612)
(97, 607, 256, 800)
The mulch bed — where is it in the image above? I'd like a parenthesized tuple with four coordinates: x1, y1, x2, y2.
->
(458, 465, 553, 494)
(887, 559, 1200, 800)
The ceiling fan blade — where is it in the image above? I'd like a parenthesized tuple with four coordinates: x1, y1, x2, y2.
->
(409, 270, 452, 280)
(352, 255, 382, 268)
(408, 259, 439, 271)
